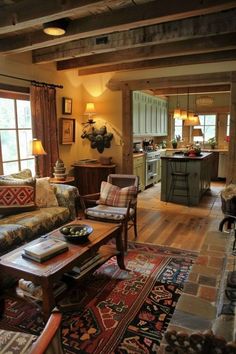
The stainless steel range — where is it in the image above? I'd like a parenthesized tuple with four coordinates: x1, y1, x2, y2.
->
(145, 150, 161, 187)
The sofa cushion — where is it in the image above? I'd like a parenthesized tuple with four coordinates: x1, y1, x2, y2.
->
(0, 224, 33, 255)
(99, 181, 137, 207)
(36, 177, 58, 207)
(5, 168, 32, 179)
(0, 207, 70, 241)
(0, 178, 36, 215)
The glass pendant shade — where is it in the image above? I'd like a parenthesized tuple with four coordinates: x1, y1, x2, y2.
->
(181, 110, 188, 120)
(192, 128, 203, 137)
(173, 108, 181, 119)
(184, 115, 200, 126)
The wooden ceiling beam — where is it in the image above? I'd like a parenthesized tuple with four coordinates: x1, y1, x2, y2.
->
(57, 32, 236, 70)
(0, 0, 117, 34)
(107, 72, 236, 91)
(77, 50, 236, 76)
(33, 9, 236, 63)
(151, 85, 231, 95)
(1, 0, 236, 53)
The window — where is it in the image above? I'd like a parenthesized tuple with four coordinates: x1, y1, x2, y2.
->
(194, 114, 217, 143)
(226, 114, 230, 137)
(0, 92, 34, 175)
(174, 118, 183, 139)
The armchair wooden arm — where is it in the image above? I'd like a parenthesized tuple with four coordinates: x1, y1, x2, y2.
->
(79, 192, 100, 210)
(29, 308, 63, 354)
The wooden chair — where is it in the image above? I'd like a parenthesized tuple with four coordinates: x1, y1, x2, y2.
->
(79, 174, 139, 251)
(0, 302, 64, 354)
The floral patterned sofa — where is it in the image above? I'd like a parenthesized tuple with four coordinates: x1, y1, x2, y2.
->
(0, 170, 79, 257)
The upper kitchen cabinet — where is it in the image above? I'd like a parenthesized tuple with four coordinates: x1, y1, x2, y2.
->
(133, 91, 168, 137)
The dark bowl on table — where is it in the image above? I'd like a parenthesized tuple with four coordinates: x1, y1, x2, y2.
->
(60, 224, 93, 243)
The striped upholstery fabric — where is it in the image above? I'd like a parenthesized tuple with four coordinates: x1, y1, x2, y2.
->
(86, 204, 135, 221)
(99, 181, 137, 207)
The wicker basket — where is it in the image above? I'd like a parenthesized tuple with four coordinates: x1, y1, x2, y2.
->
(221, 195, 236, 216)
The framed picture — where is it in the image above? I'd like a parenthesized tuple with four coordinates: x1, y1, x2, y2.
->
(60, 118, 75, 144)
(62, 97, 72, 115)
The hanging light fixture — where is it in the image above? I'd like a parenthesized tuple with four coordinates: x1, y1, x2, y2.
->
(43, 19, 69, 36)
(192, 128, 203, 137)
(173, 89, 181, 119)
(184, 89, 200, 126)
(196, 95, 214, 107)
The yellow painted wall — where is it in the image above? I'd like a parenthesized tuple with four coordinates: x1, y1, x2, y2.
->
(0, 53, 123, 173)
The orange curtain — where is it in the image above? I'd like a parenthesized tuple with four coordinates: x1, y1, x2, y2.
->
(30, 85, 59, 177)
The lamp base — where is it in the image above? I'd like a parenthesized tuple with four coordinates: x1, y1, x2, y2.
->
(35, 156, 41, 178)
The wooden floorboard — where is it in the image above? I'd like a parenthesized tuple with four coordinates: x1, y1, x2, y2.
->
(130, 181, 225, 252)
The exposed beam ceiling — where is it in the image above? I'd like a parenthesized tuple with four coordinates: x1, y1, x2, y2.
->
(0, 0, 236, 81)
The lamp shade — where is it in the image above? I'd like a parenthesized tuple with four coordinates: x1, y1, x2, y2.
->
(184, 115, 200, 126)
(192, 129, 203, 137)
(173, 108, 181, 119)
(84, 102, 96, 115)
(31, 139, 47, 156)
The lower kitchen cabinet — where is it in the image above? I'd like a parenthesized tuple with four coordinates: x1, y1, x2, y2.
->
(133, 155, 145, 191)
(210, 152, 219, 181)
(72, 163, 116, 195)
(218, 152, 228, 178)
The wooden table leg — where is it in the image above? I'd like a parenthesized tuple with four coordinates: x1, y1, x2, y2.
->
(41, 277, 55, 321)
(115, 227, 126, 270)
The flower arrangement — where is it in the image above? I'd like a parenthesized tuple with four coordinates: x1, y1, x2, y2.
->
(184, 145, 202, 156)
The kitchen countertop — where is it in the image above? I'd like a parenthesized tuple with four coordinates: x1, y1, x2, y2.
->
(166, 148, 228, 152)
(161, 152, 212, 160)
(133, 152, 145, 157)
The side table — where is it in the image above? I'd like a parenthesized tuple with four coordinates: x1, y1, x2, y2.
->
(50, 177, 75, 186)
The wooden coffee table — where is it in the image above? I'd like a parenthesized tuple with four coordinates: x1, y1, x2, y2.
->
(0, 220, 125, 320)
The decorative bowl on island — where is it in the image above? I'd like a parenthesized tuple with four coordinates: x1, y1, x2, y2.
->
(60, 224, 93, 243)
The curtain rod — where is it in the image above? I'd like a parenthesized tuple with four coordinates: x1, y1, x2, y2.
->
(0, 73, 63, 89)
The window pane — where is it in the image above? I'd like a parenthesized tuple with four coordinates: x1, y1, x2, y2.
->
(204, 126, 216, 141)
(19, 130, 32, 159)
(17, 100, 31, 128)
(205, 115, 216, 125)
(175, 127, 182, 138)
(1, 130, 17, 161)
(227, 114, 230, 136)
(0, 98, 16, 128)
(21, 159, 34, 174)
(3, 161, 19, 175)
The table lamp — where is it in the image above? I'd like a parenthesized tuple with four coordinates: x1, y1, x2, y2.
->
(31, 139, 47, 178)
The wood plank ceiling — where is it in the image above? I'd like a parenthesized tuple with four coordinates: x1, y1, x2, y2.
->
(0, 0, 236, 81)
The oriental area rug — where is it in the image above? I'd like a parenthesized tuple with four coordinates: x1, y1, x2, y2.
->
(0, 242, 197, 354)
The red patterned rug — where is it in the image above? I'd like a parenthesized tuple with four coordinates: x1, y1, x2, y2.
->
(0, 242, 196, 354)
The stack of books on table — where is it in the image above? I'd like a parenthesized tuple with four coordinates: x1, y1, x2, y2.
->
(22, 238, 69, 263)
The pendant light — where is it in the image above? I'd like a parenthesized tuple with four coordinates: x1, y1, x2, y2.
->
(184, 89, 200, 126)
(173, 89, 181, 119)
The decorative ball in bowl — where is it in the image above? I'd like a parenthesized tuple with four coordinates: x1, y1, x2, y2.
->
(60, 224, 93, 243)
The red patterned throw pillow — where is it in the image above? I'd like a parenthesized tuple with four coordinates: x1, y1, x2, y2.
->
(0, 178, 36, 214)
(99, 181, 137, 207)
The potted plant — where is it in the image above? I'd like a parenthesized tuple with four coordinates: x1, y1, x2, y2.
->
(208, 137, 217, 149)
(171, 138, 178, 149)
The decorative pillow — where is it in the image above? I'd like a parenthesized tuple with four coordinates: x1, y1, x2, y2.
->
(2, 169, 32, 179)
(99, 181, 137, 207)
(0, 178, 36, 215)
(36, 177, 59, 208)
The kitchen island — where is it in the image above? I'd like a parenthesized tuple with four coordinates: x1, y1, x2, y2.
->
(161, 152, 212, 206)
